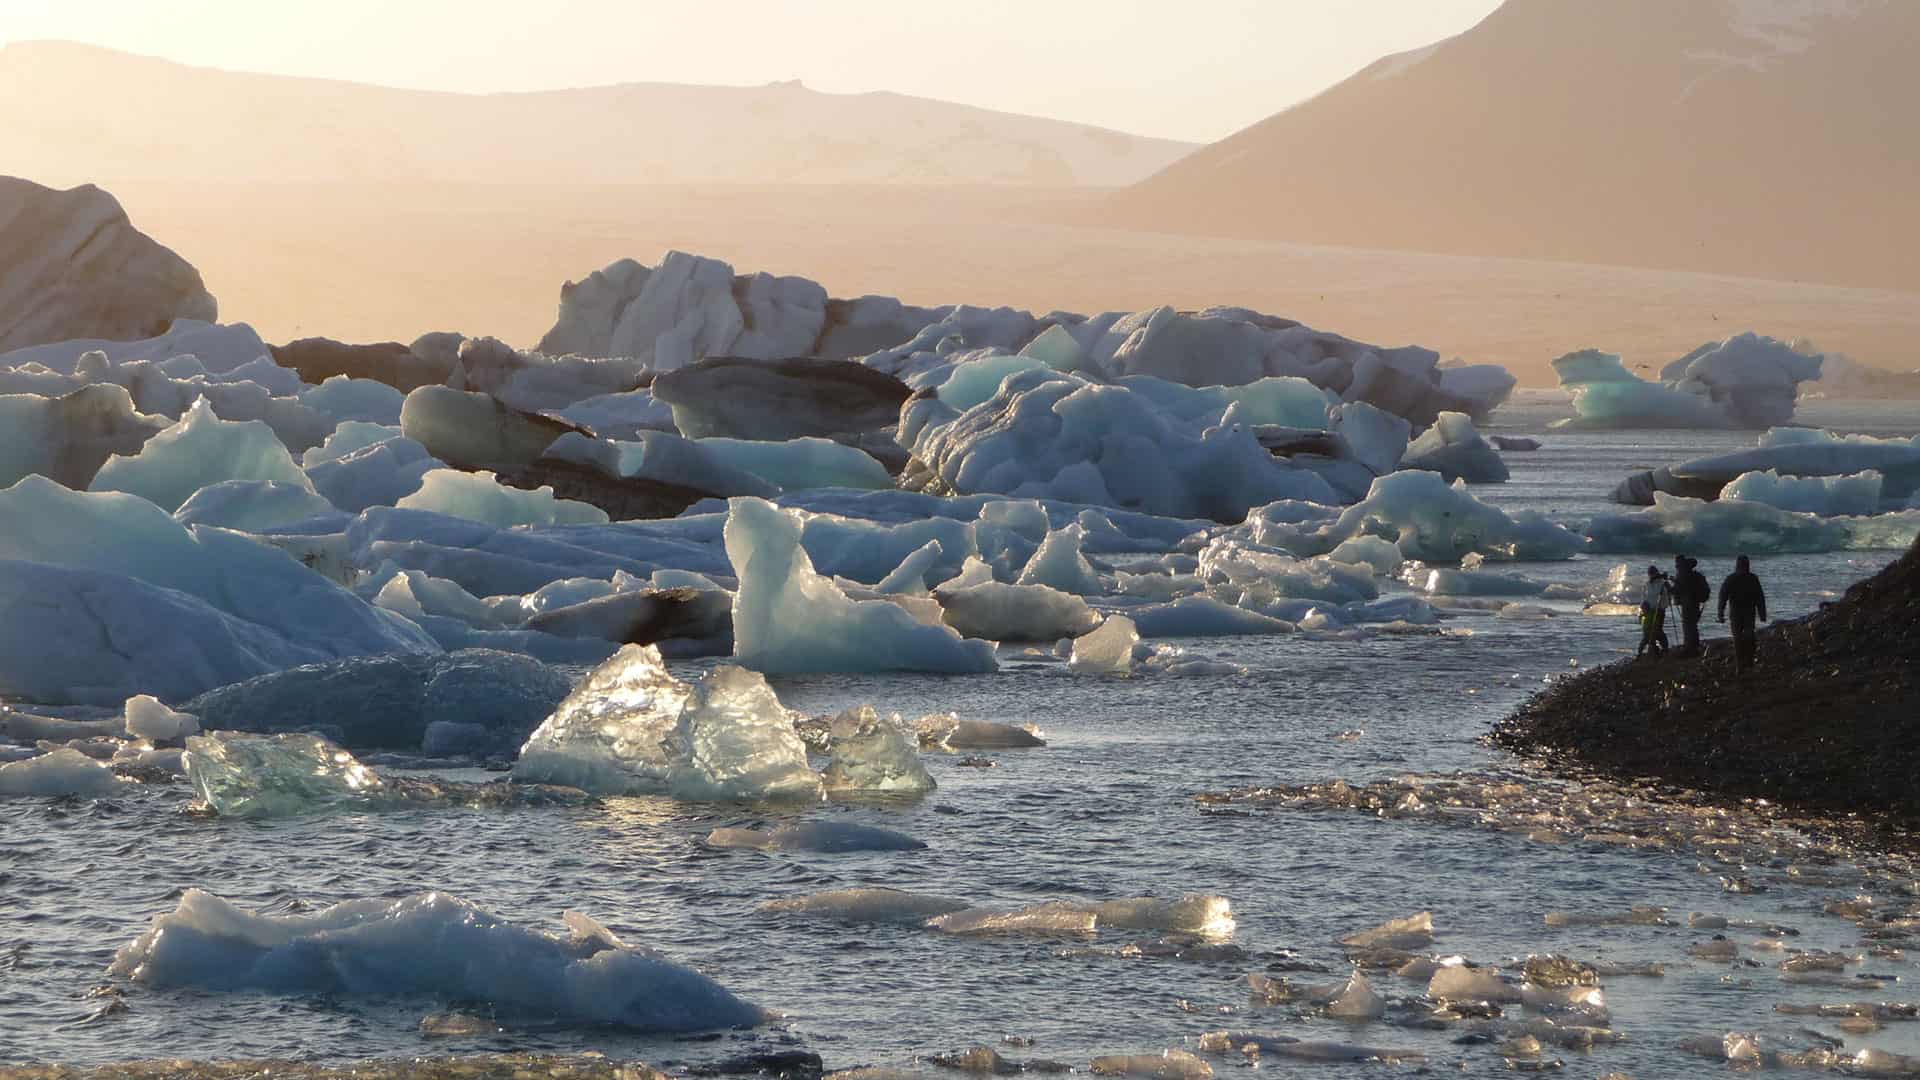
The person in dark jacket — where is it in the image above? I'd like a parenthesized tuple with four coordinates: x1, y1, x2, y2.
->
(1672, 555, 1711, 657)
(1717, 554, 1768, 672)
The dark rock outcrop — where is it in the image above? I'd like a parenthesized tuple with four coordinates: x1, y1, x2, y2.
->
(0, 177, 216, 351)
(1494, 537, 1920, 822)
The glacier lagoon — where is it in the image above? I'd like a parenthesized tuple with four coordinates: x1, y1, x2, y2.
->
(3, 402, 1920, 1076)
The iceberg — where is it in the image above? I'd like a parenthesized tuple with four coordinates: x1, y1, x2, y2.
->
(89, 398, 314, 513)
(650, 356, 911, 440)
(1585, 494, 1920, 554)
(1273, 471, 1585, 562)
(184, 732, 386, 818)
(305, 434, 443, 513)
(301, 421, 404, 467)
(0, 384, 168, 489)
(1127, 596, 1295, 637)
(1069, 615, 1139, 675)
(665, 666, 823, 802)
(109, 889, 764, 1032)
(1613, 438, 1920, 505)
(512, 644, 688, 794)
(399, 385, 580, 468)
(1398, 411, 1509, 484)
(0, 747, 125, 797)
(690, 436, 893, 493)
(397, 468, 611, 527)
(299, 375, 405, 426)
(821, 707, 936, 794)
(1553, 335, 1822, 430)
(172, 480, 343, 532)
(1016, 523, 1104, 595)
(123, 695, 200, 743)
(1721, 469, 1886, 517)
(0, 319, 264, 377)
(726, 497, 998, 674)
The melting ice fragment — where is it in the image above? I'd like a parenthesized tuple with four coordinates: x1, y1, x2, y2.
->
(1090, 895, 1236, 938)
(184, 732, 384, 818)
(665, 666, 822, 802)
(512, 644, 687, 795)
(122, 695, 199, 743)
(108, 889, 764, 1032)
(759, 888, 969, 924)
(929, 902, 1101, 936)
(0, 747, 124, 797)
(704, 821, 925, 852)
(1340, 911, 1434, 952)
(89, 397, 314, 512)
(1088, 1050, 1212, 1080)
(821, 707, 936, 794)
(1322, 968, 1386, 1020)
(1069, 615, 1139, 675)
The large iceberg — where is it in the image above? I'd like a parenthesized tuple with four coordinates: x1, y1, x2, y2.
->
(1553, 335, 1823, 430)
(725, 496, 998, 674)
(110, 889, 764, 1032)
(0, 384, 167, 489)
(89, 397, 314, 512)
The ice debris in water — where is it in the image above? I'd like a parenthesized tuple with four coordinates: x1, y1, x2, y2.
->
(929, 902, 1101, 936)
(1088, 896, 1236, 938)
(1016, 523, 1103, 595)
(1321, 968, 1386, 1019)
(726, 496, 998, 674)
(513, 644, 688, 794)
(396, 468, 611, 527)
(1193, 1031, 1424, 1064)
(123, 695, 199, 743)
(109, 889, 764, 1032)
(821, 707, 936, 794)
(758, 888, 970, 924)
(704, 821, 925, 852)
(0, 746, 124, 797)
(1340, 911, 1434, 952)
(665, 666, 821, 802)
(914, 713, 1046, 750)
(1069, 614, 1138, 675)
(184, 732, 384, 818)
(1088, 1049, 1213, 1080)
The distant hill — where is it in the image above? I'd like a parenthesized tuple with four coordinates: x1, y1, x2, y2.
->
(1107, 0, 1920, 291)
(0, 41, 1194, 189)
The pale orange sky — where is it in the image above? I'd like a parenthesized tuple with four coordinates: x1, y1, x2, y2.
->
(0, 0, 1503, 142)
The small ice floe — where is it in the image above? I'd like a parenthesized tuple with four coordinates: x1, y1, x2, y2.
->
(758, 888, 968, 924)
(1068, 615, 1138, 676)
(704, 821, 926, 853)
(915, 714, 1045, 750)
(929, 903, 1101, 937)
(1088, 1049, 1212, 1079)
(1193, 1031, 1424, 1065)
(1339, 911, 1434, 953)
(1318, 968, 1385, 1020)
(121, 695, 199, 744)
(0, 746, 125, 797)
(1427, 963, 1523, 1004)
(110, 889, 764, 1032)
(929, 895, 1233, 938)
(822, 707, 936, 795)
(1542, 906, 1672, 928)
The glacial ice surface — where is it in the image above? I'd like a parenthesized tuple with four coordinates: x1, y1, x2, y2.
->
(0, 747, 124, 797)
(1069, 616, 1139, 675)
(1721, 469, 1885, 517)
(397, 468, 610, 527)
(821, 707, 936, 794)
(172, 479, 343, 532)
(1399, 411, 1509, 484)
(936, 581, 1100, 642)
(89, 398, 313, 512)
(513, 644, 687, 794)
(760, 888, 969, 923)
(184, 732, 385, 818)
(665, 666, 822, 802)
(109, 888, 764, 1032)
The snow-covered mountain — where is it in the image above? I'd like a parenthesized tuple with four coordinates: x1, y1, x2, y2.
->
(1109, 0, 1919, 290)
(0, 41, 1193, 189)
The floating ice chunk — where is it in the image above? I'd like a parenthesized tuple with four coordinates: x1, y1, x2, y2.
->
(123, 695, 199, 743)
(1198, 537, 1379, 604)
(1127, 596, 1294, 637)
(172, 480, 341, 532)
(1418, 567, 1546, 597)
(1330, 402, 1412, 477)
(301, 421, 403, 467)
(924, 351, 1057, 411)
(0, 384, 169, 489)
(936, 581, 1100, 642)
(1554, 336, 1821, 430)
(553, 388, 677, 439)
(372, 569, 507, 630)
(109, 889, 763, 1031)
(1340, 911, 1434, 951)
(705, 821, 925, 852)
(89, 398, 313, 512)
(397, 468, 610, 527)
(1017, 524, 1104, 595)
(694, 437, 893, 492)
(915, 714, 1046, 750)
(822, 707, 936, 794)
(1283, 471, 1585, 561)
(1328, 536, 1404, 576)
(759, 888, 969, 923)
(0, 747, 124, 797)
(1399, 412, 1509, 483)
(726, 497, 998, 674)
(304, 435, 441, 512)
(1587, 493, 1920, 554)
(1091, 895, 1235, 937)
(301, 376, 404, 426)
(1089, 1050, 1213, 1080)
(1069, 615, 1139, 675)
(929, 902, 1099, 935)
(513, 645, 687, 794)
(184, 732, 384, 818)
(875, 540, 946, 595)
(940, 556, 998, 591)
(400, 385, 577, 468)
(1323, 969, 1386, 1020)
(1428, 964, 1522, 1003)
(1552, 349, 1733, 429)
(1022, 324, 1083, 370)
(666, 666, 822, 802)
(1721, 469, 1884, 517)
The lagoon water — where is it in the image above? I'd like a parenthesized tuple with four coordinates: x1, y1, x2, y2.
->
(4, 401, 1920, 1075)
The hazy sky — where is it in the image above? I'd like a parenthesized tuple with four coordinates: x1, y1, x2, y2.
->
(0, 0, 1503, 142)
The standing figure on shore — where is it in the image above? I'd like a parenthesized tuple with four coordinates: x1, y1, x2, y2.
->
(1672, 555, 1711, 657)
(1637, 565, 1672, 658)
(1717, 554, 1768, 672)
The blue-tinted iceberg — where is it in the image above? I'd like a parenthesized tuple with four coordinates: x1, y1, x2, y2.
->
(90, 398, 314, 512)
(397, 468, 610, 527)
(1399, 412, 1509, 484)
(1553, 335, 1822, 430)
(665, 666, 823, 802)
(1586, 494, 1920, 554)
(1721, 469, 1885, 517)
(109, 889, 764, 1032)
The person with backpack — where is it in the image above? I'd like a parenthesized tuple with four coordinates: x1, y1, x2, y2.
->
(1672, 555, 1711, 657)
(1717, 554, 1769, 672)
(1637, 565, 1672, 658)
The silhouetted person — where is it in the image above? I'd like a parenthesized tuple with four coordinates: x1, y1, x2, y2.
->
(1637, 565, 1671, 658)
(1717, 554, 1768, 672)
(1672, 554, 1710, 657)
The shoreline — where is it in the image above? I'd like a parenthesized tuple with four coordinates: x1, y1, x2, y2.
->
(1492, 537, 1920, 829)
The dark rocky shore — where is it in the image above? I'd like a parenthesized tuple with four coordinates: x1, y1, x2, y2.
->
(1494, 536, 1920, 823)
